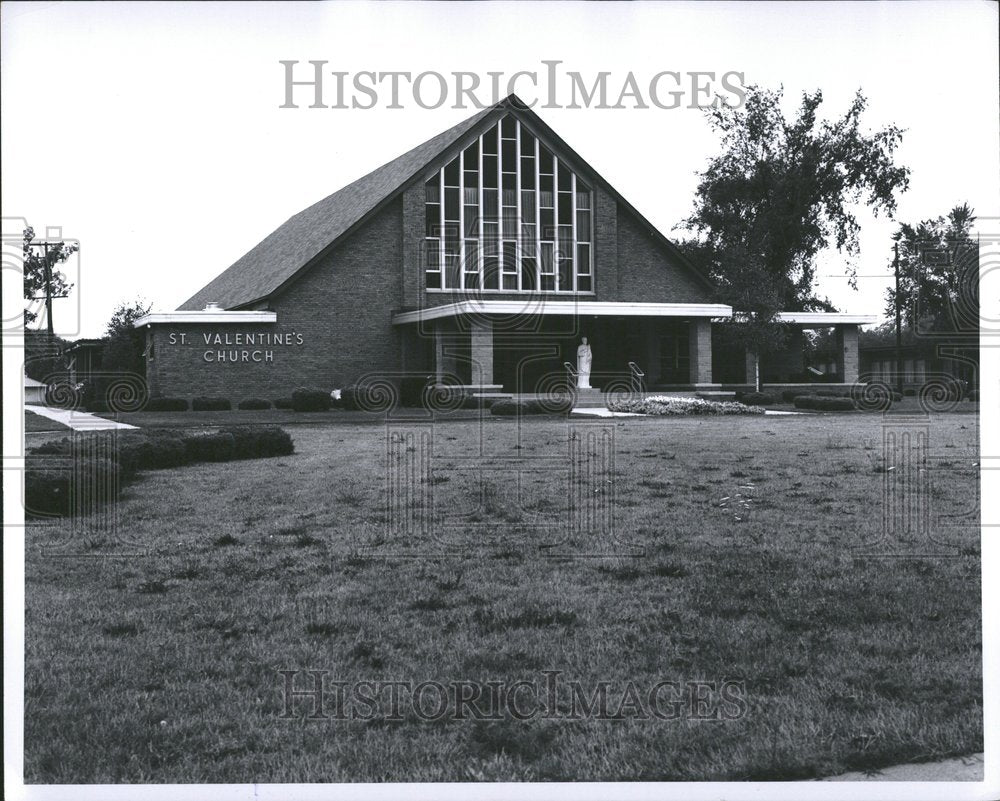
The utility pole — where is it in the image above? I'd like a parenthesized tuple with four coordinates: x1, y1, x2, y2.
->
(41, 241, 54, 337)
(893, 241, 903, 395)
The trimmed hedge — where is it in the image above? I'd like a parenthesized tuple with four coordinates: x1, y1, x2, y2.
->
(273, 397, 293, 410)
(192, 397, 232, 411)
(490, 397, 574, 416)
(782, 389, 811, 403)
(238, 398, 272, 410)
(400, 377, 432, 408)
(25, 456, 120, 518)
(145, 397, 190, 412)
(793, 395, 855, 411)
(291, 387, 331, 412)
(25, 426, 295, 517)
(741, 391, 776, 406)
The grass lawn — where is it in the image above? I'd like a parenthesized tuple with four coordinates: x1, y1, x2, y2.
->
(24, 412, 981, 782)
(24, 410, 73, 433)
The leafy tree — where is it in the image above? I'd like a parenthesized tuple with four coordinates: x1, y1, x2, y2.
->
(681, 85, 910, 388)
(23, 226, 77, 333)
(102, 299, 152, 374)
(884, 203, 978, 334)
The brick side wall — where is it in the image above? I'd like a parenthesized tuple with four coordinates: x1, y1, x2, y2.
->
(145, 199, 405, 401)
(615, 208, 709, 304)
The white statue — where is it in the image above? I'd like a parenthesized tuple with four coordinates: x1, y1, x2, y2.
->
(577, 337, 593, 389)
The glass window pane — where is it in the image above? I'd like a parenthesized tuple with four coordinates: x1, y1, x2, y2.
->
(483, 156, 498, 188)
(558, 256, 573, 291)
(445, 256, 460, 289)
(444, 158, 460, 187)
(425, 178, 440, 202)
(541, 274, 555, 291)
(465, 208, 478, 237)
(426, 270, 441, 289)
(444, 188, 459, 221)
(577, 275, 592, 292)
(464, 140, 479, 163)
(576, 244, 591, 274)
(501, 116, 516, 138)
(425, 204, 440, 237)
(464, 187, 479, 205)
(541, 242, 554, 274)
(425, 239, 440, 268)
(521, 257, 537, 291)
(558, 193, 572, 224)
(503, 274, 518, 291)
(576, 210, 591, 241)
(484, 257, 499, 289)
(520, 126, 535, 151)
(502, 171, 516, 192)
(483, 191, 499, 220)
(520, 157, 535, 189)
(502, 138, 516, 166)
(575, 189, 591, 209)
(558, 162, 572, 191)
(540, 174, 554, 194)
(482, 127, 498, 155)
(539, 145, 553, 174)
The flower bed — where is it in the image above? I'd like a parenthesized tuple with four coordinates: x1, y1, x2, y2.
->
(607, 396, 765, 416)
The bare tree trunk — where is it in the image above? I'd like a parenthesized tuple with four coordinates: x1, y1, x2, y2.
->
(754, 353, 761, 392)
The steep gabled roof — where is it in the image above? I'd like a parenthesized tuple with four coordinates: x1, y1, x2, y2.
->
(179, 104, 497, 310)
(180, 95, 710, 310)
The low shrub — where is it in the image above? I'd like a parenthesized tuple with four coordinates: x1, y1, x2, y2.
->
(25, 425, 296, 516)
(339, 385, 361, 411)
(793, 395, 855, 411)
(192, 397, 232, 411)
(461, 394, 494, 410)
(968, 390, 978, 402)
(237, 398, 272, 410)
(220, 425, 294, 459)
(145, 397, 190, 412)
(184, 432, 236, 462)
(815, 389, 846, 397)
(400, 377, 432, 408)
(608, 396, 764, 416)
(291, 387, 331, 412)
(781, 389, 812, 403)
(25, 455, 120, 518)
(490, 399, 527, 417)
(489, 397, 573, 417)
(117, 434, 190, 475)
(903, 388, 916, 397)
(741, 391, 776, 407)
(273, 397, 293, 410)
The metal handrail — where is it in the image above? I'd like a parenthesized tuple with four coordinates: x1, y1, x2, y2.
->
(564, 361, 578, 377)
(628, 361, 645, 394)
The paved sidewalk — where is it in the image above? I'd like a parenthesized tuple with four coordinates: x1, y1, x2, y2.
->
(25, 404, 138, 431)
(823, 752, 984, 781)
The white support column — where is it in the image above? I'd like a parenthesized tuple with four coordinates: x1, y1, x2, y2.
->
(470, 318, 494, 386)
(836, 324, 860, 384)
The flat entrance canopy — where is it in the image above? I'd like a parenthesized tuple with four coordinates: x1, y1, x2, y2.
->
(391, 300, 734, 325)
(392, 301, 733, 392)
(391, 301, 875, 392)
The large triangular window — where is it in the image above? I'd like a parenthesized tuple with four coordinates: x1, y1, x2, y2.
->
(424, 115, 593, 293)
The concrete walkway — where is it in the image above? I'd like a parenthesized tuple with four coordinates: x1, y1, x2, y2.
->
(25, 404, 138, 431)
(822, 753, 984, 781)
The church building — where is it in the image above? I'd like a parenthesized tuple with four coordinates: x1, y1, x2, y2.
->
(135, 95, 872, 402)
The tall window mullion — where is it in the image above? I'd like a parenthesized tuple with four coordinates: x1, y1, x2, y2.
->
(423, 114, 592, 294)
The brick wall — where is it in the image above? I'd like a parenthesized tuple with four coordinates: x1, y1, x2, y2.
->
(146, 199, 405, 401)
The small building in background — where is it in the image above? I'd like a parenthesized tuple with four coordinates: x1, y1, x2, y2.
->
(64, 338, 105, 386)
(24, 374, 47, 405)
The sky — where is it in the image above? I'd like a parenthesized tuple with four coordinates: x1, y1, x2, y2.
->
(2, 0, 998, 340)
